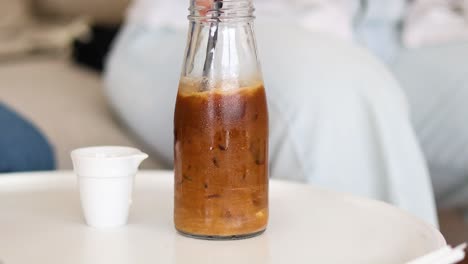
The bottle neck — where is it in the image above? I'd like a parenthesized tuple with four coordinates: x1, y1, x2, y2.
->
(189, 0, 255, 23)
(181, 0, 262, 90)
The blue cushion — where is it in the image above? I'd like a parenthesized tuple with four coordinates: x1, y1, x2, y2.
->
(0, 103, 55, 172)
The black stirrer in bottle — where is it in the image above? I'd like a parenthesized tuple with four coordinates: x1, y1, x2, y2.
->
(202, 0, 223, 90)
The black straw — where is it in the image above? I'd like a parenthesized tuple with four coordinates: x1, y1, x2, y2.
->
(202, 0, 223, 90)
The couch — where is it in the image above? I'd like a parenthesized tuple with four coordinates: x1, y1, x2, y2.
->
(0, 57, 164, 170)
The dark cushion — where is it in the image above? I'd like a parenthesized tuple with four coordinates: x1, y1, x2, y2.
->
(0, 103, 55, 172)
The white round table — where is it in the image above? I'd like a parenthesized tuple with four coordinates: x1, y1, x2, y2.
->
(0, 171, 444, 264)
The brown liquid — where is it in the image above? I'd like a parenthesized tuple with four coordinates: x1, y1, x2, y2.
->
(174, 81, 269, 238)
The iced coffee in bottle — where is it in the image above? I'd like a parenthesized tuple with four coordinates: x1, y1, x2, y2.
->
(174, 0, 268, 239)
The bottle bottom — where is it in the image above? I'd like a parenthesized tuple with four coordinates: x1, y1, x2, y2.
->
(176, 229, 266, 240)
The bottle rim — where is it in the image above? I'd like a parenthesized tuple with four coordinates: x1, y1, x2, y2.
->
(188, 0, 255, 22)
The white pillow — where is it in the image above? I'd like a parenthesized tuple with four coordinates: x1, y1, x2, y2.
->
(403, 0, 468, 48)
(127, 0, 359, 41)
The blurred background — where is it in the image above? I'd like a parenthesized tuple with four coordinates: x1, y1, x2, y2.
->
(0, 0, 467, 251)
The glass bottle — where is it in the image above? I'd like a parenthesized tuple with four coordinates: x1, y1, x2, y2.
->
(174, 0, 269, 239)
